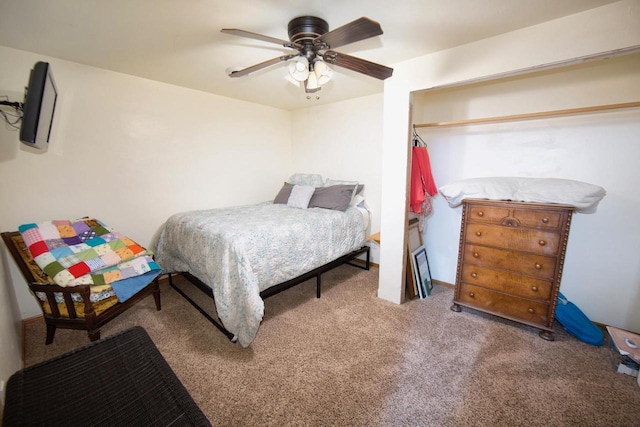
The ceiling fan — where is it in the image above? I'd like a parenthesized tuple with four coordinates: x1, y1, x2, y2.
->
(221, 16, 394, 94)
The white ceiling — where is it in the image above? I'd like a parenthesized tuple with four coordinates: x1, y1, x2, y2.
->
(0, 0, 620, 110)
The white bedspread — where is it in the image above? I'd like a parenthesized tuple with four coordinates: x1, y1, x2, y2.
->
(154, 202, 367, 347)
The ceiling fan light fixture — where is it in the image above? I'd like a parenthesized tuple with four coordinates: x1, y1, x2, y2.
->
(305, 72, 320, 92)
(285, 73, 302, 87)
(314, 60, 333, 86)
(313, 59, 328, 75)
(288, 57, 309, 82)
(294, 57, 308, 72)
(317, 73, 332, 86)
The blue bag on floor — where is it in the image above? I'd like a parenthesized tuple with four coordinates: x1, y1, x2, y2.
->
(555, 292, 604, 346)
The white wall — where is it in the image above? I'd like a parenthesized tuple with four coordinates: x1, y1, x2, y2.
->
(0, 241, 22, 410)
(290, 94, 384, 262)
(379, 0, 640, 308)
(413, 53, 640, 330)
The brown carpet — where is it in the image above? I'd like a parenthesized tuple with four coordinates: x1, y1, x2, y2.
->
(23, 266, 640, 426)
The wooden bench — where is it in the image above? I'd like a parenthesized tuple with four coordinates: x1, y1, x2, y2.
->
(1, 231, 161, 344)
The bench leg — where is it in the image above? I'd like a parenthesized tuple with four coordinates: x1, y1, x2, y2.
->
(45, 323, 56, 345)
(88, 329, 101, 342)
(152, 277, 161, 311)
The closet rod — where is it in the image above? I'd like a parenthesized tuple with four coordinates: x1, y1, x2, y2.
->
(414, 101, 640, 128)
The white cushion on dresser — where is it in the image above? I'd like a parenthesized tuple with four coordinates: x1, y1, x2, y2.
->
(439, 177, 606, 213)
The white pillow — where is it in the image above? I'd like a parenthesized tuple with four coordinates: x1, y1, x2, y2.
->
(287, 185, 315, 209)
(439, 177, 606, 213)
(288, 173, 324, 187)
(324, 178, 357, 187)
(352, 194, 366, 208)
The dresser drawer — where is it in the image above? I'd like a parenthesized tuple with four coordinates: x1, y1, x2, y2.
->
(460, 263, 552, 300)
(462, 244, 557, 278)
(465, 223, 560, 255)
(467, 205, 511, 224)
(512, 208, 564, 230)
(467, 202, 568, 230)
(457, 283, 550, 326)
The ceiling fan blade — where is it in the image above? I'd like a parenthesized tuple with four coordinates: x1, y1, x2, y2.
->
(323, 50, 393, 80)
(228, 54, 298, 77)
(314, 17, 383, 49)
(221, 29, 301, 49)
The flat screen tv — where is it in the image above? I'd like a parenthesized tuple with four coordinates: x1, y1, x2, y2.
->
(19, 62, 58, 151)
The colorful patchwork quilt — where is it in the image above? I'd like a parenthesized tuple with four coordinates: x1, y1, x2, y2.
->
(18, 218, 161, 302)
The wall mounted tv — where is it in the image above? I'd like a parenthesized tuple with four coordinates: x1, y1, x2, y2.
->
(19, 61, 58, 151)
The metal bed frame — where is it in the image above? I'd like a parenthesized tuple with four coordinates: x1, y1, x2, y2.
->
(168, 245, 370, 341)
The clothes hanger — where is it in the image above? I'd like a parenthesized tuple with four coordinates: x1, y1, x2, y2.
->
(412, 125, 427, 147)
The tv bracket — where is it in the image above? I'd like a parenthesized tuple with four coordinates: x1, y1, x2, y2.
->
(0, 100, 24, 128)
(0, 100, 24, 110)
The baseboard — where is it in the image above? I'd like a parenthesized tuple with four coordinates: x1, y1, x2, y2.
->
(349, 258, 379, 268)
(432, 279, 455, 289)
(22, 315, 43, 325)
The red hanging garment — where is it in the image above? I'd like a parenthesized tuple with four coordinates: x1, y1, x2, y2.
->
(410, 146, 437, 214)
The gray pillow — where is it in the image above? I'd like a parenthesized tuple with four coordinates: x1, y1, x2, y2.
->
(274, 182, 293, 204)
(309, 185, 357, 212)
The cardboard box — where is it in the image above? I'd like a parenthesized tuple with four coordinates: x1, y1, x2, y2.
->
(607, 326, 640, 377)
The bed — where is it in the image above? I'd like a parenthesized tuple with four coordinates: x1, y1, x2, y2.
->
(154, 174, 371, 347)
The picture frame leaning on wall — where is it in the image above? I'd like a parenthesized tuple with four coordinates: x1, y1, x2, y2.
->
(412, 246, 433, 298)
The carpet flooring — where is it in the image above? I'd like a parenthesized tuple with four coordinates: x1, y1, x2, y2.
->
(23, 266, 640, 426)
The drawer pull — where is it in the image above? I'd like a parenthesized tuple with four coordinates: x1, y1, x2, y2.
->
(531, 286, 538, 292)
(477, 211, 484, 217)
(473, 252, 479, 258)
(502, 219, 519, 227)
(528, 308, 535, 313)
(535, 263, 542, 270)
(475, 231, 482, 236)
(538, 240, 546, 246)
(542, 218, 549, 224)
(471, 272, 477, 278)
(469, 292, 475, 298)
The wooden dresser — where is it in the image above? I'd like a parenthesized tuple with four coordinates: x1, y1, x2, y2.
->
(451, 199, 574, 340)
